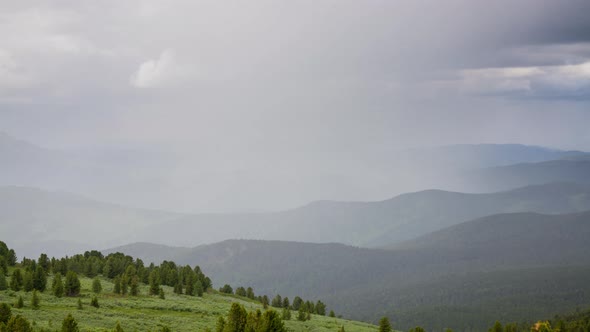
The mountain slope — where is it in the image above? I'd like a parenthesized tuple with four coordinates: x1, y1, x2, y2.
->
(109, 211, 590, 331)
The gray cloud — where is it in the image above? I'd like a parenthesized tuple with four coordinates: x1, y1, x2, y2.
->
(1, 0, 590, 211)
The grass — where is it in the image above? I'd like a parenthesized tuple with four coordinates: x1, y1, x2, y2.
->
(0, 274, 378, 332)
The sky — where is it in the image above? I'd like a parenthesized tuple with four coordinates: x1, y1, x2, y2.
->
(1, 0, 590, 211)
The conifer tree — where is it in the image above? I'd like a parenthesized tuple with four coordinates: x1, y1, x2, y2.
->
(0, 269, 7, 291)
(235, 286, 247, 297)
(292, 296, 303, 310)
(149, 270, 160, 295)
(0, 303, 11, 324)
(53, 274, 65, 298)
(195, 281, 204, 297)
(15, 296, 24, 309)
(33, 266, 47, 292)
(271, 294, 282, 308)
(130, 276, 139, 296)
(297, 307, 307, 321)
(31, 290, 40, 309)
(329, 310, 336, 318)
(490, 321, 503, 332)
(315, 300, 326, 315)
(379, 317, 392, 332)
(92, 277, 102, 294)
(215, 316, 225, 332)
(22, 271, 33, 292)
(281, 307, 291, 320)
(260, 309, 286, 332)
(158, 287, 165, 299)
(282, 297, 290, 309)
(5, 314, 33, 332)
(173, 281, 183, 295)
(114, 322, 124, 332)
(77, 299, 83, 310)
(246, 287, 255, 299)
(90, 296, 99, 308)
(61, 313, 79, 332)
(10, 269, 23, 291)
(225, 303, 247, 332)
(64, 271, 81, 297)
(113, 275, 122, 294)
(121, 275, 129, 295)
(409, 327, 425, 332)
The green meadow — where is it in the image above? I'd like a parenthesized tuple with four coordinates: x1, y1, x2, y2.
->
(0, 273, 378, 332)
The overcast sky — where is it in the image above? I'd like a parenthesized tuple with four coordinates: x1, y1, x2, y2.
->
(2, 0, 590, 211)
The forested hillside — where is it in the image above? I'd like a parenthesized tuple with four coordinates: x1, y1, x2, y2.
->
(109, 210, 590, 331)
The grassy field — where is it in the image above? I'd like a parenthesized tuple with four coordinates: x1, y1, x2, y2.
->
(0, 274, 378, 332)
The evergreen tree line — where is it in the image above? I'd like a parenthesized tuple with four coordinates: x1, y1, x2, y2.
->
(223, 285, 330, 318)
(2, 243, 212, 300)
(215, 302, 287, 332)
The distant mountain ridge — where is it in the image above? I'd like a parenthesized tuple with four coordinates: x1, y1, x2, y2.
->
(4, 181, 590, 257)
(140, 182, 590, 248)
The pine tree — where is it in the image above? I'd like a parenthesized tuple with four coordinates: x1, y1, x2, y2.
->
(0, 303, 11, 324)
(195, 281, 204, 297)
(292, 296, 303, 310)
(225, 303, 247, 332)
(215, 316, 225, 332)
(329, 310, 336, 318)
(64, 271, 81, 297)
(121, 275, 128, 295)
(5, 315, 33, 332)
(53, 274, 65, 298)
(246, 287, 255, 299)
(490, 321, 503, 332)
(92, 277, 102, 294)
(315, 300, 326, 315)
(260, 309, 286, 332)
(15, 296, 24, 309)
(297, 307, 307, 321)
(158, 287, 165, 299)
(114, 322, 124, 332)
(261, 295, 269, 309)
(9, 269, 23, 291)
(22, 271, 33, 292)
(33, 266, 47, 292)
(77, 299, 83, 310)
(31, 290, 40, 309)
(379, 317, 392, 332)
(0, 268, 7, 291)
(281, 307, 291, 320)
(130, 276, 139, 296)
(271, 294, 282, 308)
(282, 297, 290, 309)
(113, 275, 122, 294)
(61, 313, 79, 332)
(173, 281, 183, 295)
(149, 270, 160, 296)
(90, 296, 99, 308)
